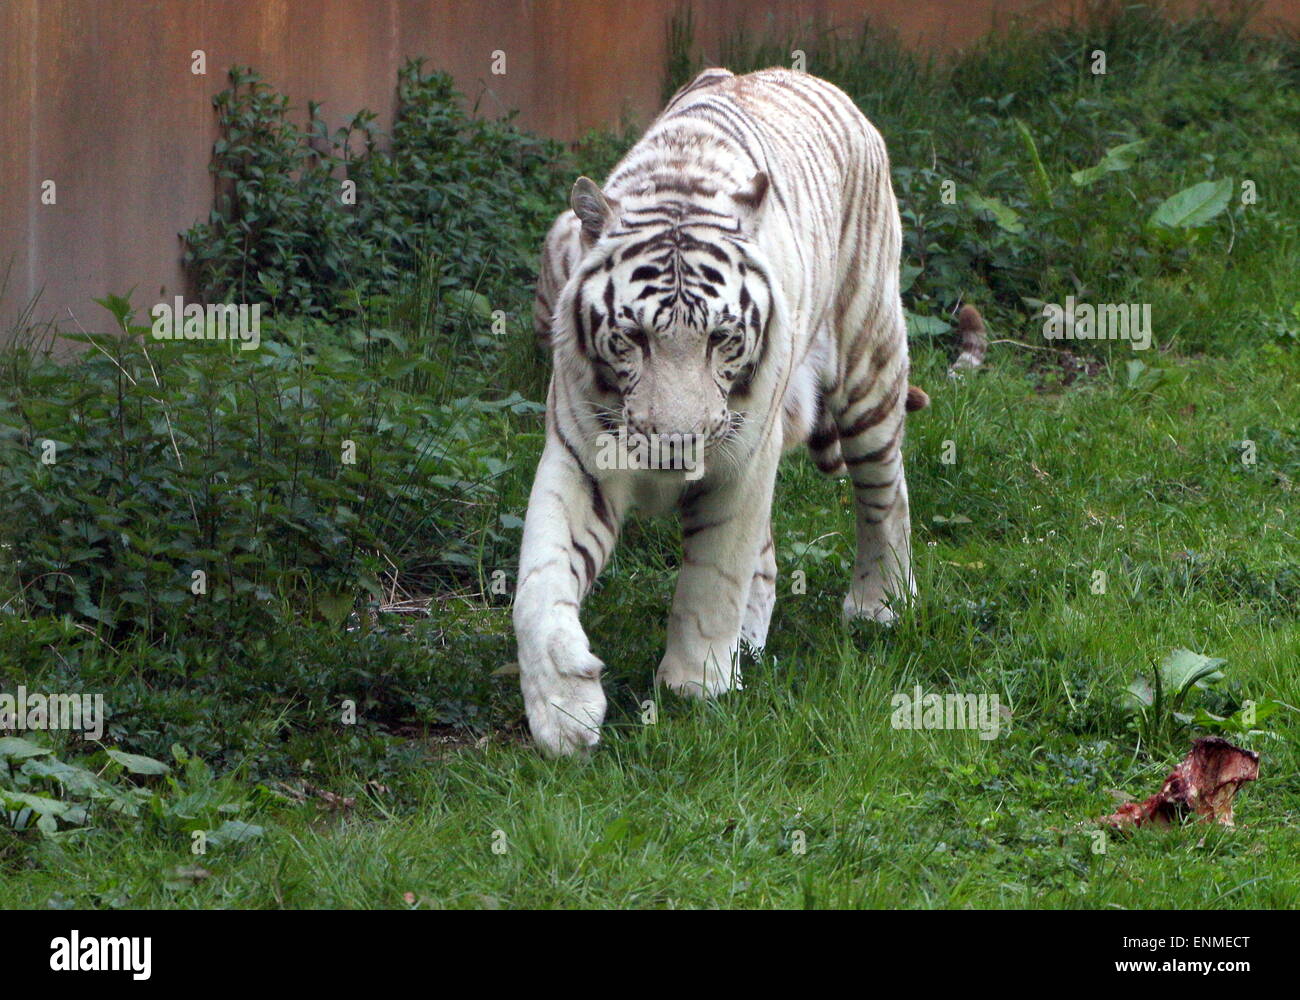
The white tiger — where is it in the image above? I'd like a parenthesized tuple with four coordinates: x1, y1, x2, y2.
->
(515, 67, 973, 757)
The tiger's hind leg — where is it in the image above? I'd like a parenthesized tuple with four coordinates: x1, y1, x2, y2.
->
(739, 526, 776, 653)
(807, 391, 848, 477)
(833, 339, 915, 625)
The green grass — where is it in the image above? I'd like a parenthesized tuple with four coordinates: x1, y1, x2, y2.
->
(3, 342, 1296, 908)
(2, 1, 1298, 908)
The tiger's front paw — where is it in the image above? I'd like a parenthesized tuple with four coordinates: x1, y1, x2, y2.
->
(842, 589, 901, 625)
(519, 625, 607, 757)
(656, 647, 743, 699)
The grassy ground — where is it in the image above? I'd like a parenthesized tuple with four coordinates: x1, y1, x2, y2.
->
(3, 341, 1296, 908)
(2, 2, 1297, 908)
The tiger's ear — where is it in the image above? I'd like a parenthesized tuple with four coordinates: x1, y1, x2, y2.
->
(733, 171, 769, 217)
(571, 176, 619, 245)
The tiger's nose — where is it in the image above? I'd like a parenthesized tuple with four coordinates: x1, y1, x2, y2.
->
(625, 414, 706, 438)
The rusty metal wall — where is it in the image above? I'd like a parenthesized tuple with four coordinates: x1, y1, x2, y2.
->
(2, 0, 1297, 337)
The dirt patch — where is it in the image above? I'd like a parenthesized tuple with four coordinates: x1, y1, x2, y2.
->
(1029, 348, 1105, 391)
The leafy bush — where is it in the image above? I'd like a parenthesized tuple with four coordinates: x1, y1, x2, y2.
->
(1, 734, 269, 877)
(1, 736, 251, 835)
(183, 60, 566, 321)
(0, 293, 532, 653)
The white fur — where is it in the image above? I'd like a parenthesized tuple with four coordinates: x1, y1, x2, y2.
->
(515, 69, 915, 756)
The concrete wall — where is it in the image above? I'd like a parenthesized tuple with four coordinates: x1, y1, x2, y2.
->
(2, 0, 1297, 336)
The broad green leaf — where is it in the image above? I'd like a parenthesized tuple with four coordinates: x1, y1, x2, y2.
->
(1198, 696, 1283, 737)
(21, 757, 107, 796)
(0, 736, 54, 760)
(105, 749, 171, 775)
(314, 591, 355, 628)
(1122, 674, 1155, 711)
(1158, 648, 1226, 698)
(1148, 178, 1232, 229)
(205, 819, 264, 847)
(0, 789, 68, 815)
(905, 311, 950, 338)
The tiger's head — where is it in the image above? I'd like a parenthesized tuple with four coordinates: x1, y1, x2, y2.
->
(555, 173, 778, 466)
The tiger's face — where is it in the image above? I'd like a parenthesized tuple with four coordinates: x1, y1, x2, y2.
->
(592, 232, 771, 444)
(561, 175, 774, 462)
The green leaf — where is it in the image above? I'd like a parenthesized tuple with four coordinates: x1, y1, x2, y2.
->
(0, 736, 54, 760)
(905, 311, 950, 339)
(0, 789, 68, 816)
(205, 819, 264, 847)
(21, 757, 108, 796)
(1121, 675, 1155, 711)
(1070, 140, 1148, 187)
(1148, 178, 1232, 229)
(73, 596, 117, 627)
(105, 749, 171, 775)
(1013, 119, 1053, 202)
(964, 192, 1024, 233)
(314, 590, 355, 627)
(1194, 698, 1282, 735)
(1158, 648, 1226, 698)
(444, 289, 494, 321)
(92, 291, 137, 332)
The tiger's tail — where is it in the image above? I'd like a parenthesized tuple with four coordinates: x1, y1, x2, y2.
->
(947, 304, 987, 376)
